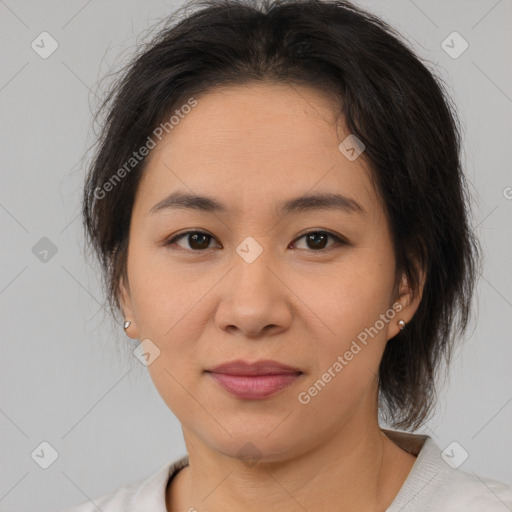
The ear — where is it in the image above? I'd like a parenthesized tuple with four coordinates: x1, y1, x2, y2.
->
(387, 263, 426, 341)
(119, 274, 139, 339)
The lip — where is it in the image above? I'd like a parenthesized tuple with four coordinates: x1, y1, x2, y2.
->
(205, 359, 303, 399)
(206, 359, 303, 375)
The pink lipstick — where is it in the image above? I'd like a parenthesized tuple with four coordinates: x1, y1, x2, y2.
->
(205, 359, 303, 399)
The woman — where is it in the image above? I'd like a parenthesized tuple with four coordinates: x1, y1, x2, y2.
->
(62, 0, 512, 510)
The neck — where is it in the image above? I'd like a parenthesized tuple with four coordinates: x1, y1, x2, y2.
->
(167, 422, 417, 512)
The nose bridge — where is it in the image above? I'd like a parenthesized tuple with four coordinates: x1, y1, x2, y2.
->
(232, 234, 277, 293)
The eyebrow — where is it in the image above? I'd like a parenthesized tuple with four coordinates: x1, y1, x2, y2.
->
(150, 190, 366, 217)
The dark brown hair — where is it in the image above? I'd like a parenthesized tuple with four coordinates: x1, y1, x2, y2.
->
(82, 0, 481, 430)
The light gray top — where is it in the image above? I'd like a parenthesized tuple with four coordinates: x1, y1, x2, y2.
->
(58, 429, 512, 511)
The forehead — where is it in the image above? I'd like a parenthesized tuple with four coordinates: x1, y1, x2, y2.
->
(135, 83, 381, 220)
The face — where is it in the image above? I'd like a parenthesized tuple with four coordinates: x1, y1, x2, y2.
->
(120, 83, 421, 462)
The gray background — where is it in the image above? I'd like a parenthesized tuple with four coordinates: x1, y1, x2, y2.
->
(1, 0, 511, 510)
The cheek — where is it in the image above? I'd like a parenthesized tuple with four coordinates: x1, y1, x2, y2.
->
(145, 352, 196, 409)
(127, 246, 202, 335)
(296, 272, 393, 419)
(304, 250, 396, 377)
(127, 259, 207, 412)
(304, 249, 395, 329)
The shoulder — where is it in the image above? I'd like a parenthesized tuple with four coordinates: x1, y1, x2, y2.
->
(384, 431, 512, 511)
(432, 466, 512, 511)
(55, 456, 189, 512)
(56, 479, 139, 512)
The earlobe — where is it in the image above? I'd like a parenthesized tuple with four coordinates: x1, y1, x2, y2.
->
(385, 268, 423, 341)
(119, 275, 138, 339)
(123, 318, 139, 339)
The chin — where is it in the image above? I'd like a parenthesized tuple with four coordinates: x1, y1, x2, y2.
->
(202, 425, 308, 465)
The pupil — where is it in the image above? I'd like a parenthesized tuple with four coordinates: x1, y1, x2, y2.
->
(308, 232, 327, 249)
(191, 233, 209, 249)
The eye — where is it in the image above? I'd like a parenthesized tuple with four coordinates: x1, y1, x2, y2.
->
(164, 229, 346, 252)
(291, 230, 346, 251)
(166, 231, 220, 251)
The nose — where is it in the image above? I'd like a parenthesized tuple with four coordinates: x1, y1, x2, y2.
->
(214, 252, 293, 339)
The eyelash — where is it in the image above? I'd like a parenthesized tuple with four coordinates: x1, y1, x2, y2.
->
(164, 230, 347, 252)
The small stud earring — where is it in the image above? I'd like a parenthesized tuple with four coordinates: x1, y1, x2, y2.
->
(398, 319, 406, 330)
(123, 320, 131, 330)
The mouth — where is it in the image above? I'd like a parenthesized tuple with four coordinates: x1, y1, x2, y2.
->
(205, 358, 303, 375)
(204, 359, 304, 399)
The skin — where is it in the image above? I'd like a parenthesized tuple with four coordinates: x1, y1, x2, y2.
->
(120, 83, 425, 512)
